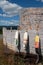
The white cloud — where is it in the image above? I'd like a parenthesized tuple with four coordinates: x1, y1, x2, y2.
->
(0, 0, 22, 17)
(0, 20, 19, 25)
(36, 0, 43, 2)
(8, 22, 14, 25)
(0, 13, 7, 17)
(41, 0, 43, 2)
(0, 0, 22, 26)
(0, 14, 2, 16)
(0, 13, 14, 17)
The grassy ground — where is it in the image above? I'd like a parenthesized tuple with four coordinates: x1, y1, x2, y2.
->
(0, 38, 43, 65)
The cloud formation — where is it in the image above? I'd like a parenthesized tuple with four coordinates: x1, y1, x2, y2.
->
(0, 13, 8, 17)
(0, 0, 22, 17)
(36, 0, 43, 2)
(0, 20, 19, 26)
(41, 0, 43, 2)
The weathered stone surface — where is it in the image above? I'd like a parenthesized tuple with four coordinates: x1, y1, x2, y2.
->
(20, 8, 43, 31)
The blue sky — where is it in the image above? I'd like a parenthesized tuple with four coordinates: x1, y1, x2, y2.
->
(0, 0, 43, 26)
(7, 0, 43, 7)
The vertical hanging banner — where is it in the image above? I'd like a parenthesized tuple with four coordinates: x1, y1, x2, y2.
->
(23, 31, 29, 53)
(23, 32, 28, 49)
(15, 30, 19, 52)
(34, 34, 39, 48)
(15, 30, 18, 46)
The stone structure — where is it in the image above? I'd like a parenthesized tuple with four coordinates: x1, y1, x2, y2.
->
(20, 8, 43, 31)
